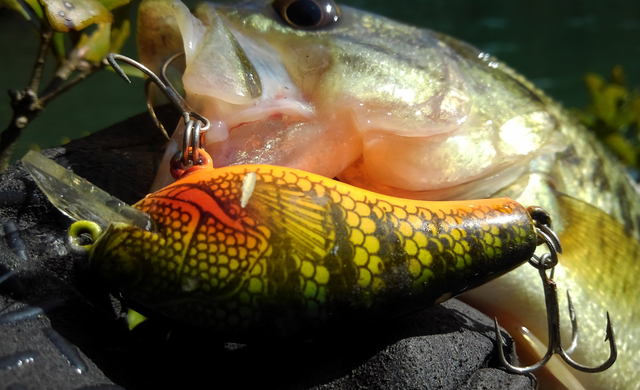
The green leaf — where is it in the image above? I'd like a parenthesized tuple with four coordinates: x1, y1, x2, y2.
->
(41, 0, 112, 32)
(126, 308, 148, 331)
(611, 96, 640, 129)
(584, 73, 604, 94)
(51, 31, 66, 63)
(0, 0, 43, 23)
(77, 22, 111, 63)
(605, 134, 636, 166)
(109, 19, 130, 54)
(593, 84, 627, 125)
(25, 0, 41, 17)
(611, 65, 626, 86)
(96, 0, 130, 11)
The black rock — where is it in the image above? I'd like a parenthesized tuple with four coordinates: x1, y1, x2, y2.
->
(0, 108, 536, 390)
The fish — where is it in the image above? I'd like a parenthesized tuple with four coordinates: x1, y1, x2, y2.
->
(133, 0, 639, 388)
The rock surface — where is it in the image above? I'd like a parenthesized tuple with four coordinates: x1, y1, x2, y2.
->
(0, 109, 536, 390)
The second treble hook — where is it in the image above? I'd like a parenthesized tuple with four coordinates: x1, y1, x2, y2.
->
(494, 207, 617, 374)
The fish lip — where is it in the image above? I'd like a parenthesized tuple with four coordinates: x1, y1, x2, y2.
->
(222, 99, 315, 130)
(182, 9, 317, 142)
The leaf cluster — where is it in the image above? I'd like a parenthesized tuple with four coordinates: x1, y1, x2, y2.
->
(573, 66, 640, 171)
(0, 0, 133, 172)
(1, 0, 132, 66)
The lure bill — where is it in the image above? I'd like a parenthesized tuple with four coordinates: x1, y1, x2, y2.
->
(87, 164, 537, 339)
(21, 150, 155, 232)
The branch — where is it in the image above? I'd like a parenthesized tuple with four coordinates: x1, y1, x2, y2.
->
(0, 89, 40, 172)
(28, 25, 53, 93)
(40, 65, 102, 106)
(0, 40, 103, 172)
(0, 23, 54, 171)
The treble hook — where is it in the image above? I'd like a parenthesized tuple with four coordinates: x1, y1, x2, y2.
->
(494, 212, 617, 374)
(107, 53, 210, 168)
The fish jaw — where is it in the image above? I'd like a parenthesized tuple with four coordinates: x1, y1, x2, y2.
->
(140, 0, 559, 200)
(143, 0, 363, 190)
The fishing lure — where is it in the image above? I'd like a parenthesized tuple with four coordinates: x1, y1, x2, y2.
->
(57, 53, 616, 375)
(84, 159, 538, 339)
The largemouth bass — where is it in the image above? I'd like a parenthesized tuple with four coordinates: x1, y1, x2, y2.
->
(136, 0, 640, 388)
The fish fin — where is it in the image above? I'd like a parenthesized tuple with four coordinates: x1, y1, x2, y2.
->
(554, 193, 640, 274)
(248, 184, 335, 263)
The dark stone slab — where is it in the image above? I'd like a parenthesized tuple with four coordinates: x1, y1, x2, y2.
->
(0, 108, 536, 390)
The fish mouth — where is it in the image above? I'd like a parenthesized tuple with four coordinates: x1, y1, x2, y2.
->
(143, 0, 561, 201)
(147, 1, 365, 191)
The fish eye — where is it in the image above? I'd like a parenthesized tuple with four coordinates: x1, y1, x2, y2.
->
(272, 0, 340, 29)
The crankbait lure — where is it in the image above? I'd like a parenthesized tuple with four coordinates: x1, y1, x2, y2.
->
(85, 160, 537, 339)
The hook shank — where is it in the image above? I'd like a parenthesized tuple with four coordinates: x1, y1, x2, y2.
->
(107, 53, 211, 168)
(107, 53, 211, 129)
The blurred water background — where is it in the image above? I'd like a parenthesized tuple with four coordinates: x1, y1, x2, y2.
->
(0, 0, 638, 163)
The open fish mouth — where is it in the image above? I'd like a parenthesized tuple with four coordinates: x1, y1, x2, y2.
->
(139, 0, 563, 200)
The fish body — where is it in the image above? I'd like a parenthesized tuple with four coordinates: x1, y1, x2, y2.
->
(133, 1, 640, 388)
(89, 164, 536, 340)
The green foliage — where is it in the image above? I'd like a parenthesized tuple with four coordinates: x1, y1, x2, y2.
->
(0, 0, 43, 21)
(41, 0, 112, 32)
(0, 0, 132, 62)
(0, 0, 135, 172)
(98, 0, 132, 11)
(574, 66, 640, 170)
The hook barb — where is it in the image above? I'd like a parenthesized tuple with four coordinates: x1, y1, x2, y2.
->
(565, 290, 578, 354)
(494, 317, 551, 374)
(557, 312, 617, 373)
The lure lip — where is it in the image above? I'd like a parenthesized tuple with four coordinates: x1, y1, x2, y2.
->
(21, 150, 157, 232)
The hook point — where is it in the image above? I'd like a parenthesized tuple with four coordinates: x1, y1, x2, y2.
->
(107, 53, 132, 84)
(605, 312, 615, 342)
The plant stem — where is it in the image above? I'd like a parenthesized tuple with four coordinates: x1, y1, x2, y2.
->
(28, 26, 53, 93)
(0, 28, 103, 172)
(0, 89, 40, 171)
(0, 25, 53, 172)
(40, 66, 100, 106)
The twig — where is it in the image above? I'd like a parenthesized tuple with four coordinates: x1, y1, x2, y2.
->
(0, 23, 54, 172)
(0, 27, 104, 172)
(40, 66, 102, 106)
(28, 25, 53, 93)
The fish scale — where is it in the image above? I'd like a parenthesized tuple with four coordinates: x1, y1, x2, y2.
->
(88, 165, 536, 339)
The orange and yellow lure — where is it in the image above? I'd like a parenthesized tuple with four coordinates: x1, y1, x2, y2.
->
(85, 158, 538, 340)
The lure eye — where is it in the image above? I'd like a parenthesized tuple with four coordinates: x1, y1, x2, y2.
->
(68, 220, 102, 254)
(272, 0, 340, 29)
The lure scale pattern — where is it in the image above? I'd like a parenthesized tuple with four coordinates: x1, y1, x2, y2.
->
(89, 166, 536, 339)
